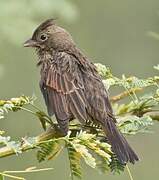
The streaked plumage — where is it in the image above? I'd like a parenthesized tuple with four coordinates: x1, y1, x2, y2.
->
(24, 19, 139, 164)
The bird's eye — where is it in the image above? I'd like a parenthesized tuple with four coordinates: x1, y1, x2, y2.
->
(40, 34, 47, 41)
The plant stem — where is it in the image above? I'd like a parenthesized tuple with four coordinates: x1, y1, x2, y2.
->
(123, 86, 137, 105)
(126, 165, 134, 180)
(29, 103, 42, 112)
(19, 107, 36, 115)
(4, 168, 53, 174)
(66, 142, 74, 180)
(110, 88, 142, 102)
(0, 172, 25, 180)
(0, 127, 58, 158)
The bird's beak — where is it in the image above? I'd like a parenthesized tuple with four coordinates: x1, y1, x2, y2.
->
(23, 39, 38, 47)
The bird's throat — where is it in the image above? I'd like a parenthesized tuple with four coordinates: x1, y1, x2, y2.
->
(36, 48, 53, 67)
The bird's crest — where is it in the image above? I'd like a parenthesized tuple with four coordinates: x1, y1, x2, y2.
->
(32, 19, 57, 39)
(36, 19, 56, 31)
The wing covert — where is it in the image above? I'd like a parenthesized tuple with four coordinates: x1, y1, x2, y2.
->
(40, 51, 88, 126)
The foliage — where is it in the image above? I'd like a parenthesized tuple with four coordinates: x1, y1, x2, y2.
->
(109, 154, 125, 174)
(0, 0, 78, 45)
(0, 63, 159, 179)
(118, 115, 153, 135)
(37, 139, 63, 162)
(0, 96, 34, 119)
(0, 131, 21, 154)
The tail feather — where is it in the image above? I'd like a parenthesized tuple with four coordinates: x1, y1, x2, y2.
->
(104, 118, 139, 164)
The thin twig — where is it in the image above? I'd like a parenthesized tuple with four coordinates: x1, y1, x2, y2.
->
(110, 88, 142, 103)
(29, 103, 42, 112)
(4, 168, 53, 174)
(144, 111, 159, 121)
(0, 127, 58, 158)
(0, 172, 25, 180)
(126, 165, 134, 180)
(0, 108, 159, 159)
(19, 107, 36, 115)
(66, 141, 74, 180)
(20, 106, 54, 126)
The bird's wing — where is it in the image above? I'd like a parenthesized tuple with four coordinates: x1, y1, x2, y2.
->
(40, 52, 88, 129)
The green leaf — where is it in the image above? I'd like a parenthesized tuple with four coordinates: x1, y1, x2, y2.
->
(67, 142, 82, 179)
(36, 110, 54, 130)
(0, 135, 21, 154)
(118, 115, 153, 135)
(37, 140, 62, 162)
(0, 96, 35, 119)
(109, 154, 125, 174)
(0, 174, 4, 180)
(115, 93, 159, 116)
(72, 143, 96, 168)
(36, 111, 47, 131)
(95, 63, 113, 79)
(154, 64, 159, 71)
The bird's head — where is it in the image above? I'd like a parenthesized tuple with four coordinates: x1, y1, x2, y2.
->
(24, 19, 75, 51)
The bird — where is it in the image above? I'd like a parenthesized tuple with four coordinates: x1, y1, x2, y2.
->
(24, 19, 139, 164)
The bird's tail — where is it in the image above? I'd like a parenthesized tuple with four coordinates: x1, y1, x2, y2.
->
(103, 117, 139, 164)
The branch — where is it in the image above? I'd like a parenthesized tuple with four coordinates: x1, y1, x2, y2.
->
(0, 124, 99, 159)
(110, 88, 142, 103)
(144, 111, 159, 121)
(0, 126, 60, 158)
(0, 109, 159, 159)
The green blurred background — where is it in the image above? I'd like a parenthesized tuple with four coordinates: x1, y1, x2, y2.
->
(0, 0, 159, 179)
